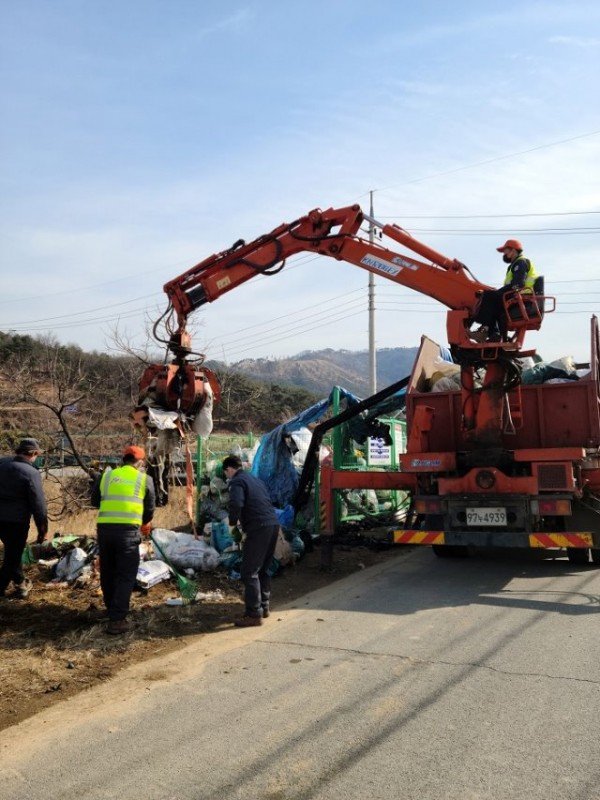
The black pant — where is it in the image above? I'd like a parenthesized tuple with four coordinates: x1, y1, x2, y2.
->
(476, 285, 513, 339)
(0, 521, 29, 594)
(240, 525, 280, 617)
(97, 527, 141, 621)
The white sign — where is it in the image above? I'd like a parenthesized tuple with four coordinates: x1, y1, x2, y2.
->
(360, 254, 401, 277)
(367, 436, 392, 466)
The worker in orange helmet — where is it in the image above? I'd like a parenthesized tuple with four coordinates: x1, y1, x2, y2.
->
(91, 445, 155, 634)
(472, 239, 538, 343)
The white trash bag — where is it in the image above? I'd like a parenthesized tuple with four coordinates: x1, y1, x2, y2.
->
(54, 547, 88, 582)
(136, 560, 172, 589)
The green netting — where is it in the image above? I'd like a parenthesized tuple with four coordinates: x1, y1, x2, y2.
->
(328, 402, 409, 527)
(196, 433, 256, 483)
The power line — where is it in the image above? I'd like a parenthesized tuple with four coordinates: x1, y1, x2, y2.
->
(220, 308, 367, 362)
(0, 251, 322, 311)
(4, 279, 597, 338)
(207, 297, 368, 351)
(393, 227, 600, 234)
(0, 261, 191, 306)
(371, 129, 600, 194)
(0, 292, 161, 326)
(4, 306, 148, 332)
(203, 288, 364, 341)
(378, 211, 600, 219)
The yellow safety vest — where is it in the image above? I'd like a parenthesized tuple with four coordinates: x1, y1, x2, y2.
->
(98, 465, 146, 526)
(503, 255, 537, 294)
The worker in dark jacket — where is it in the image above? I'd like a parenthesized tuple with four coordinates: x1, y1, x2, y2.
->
(223, 454, 280, 627)
(473, 239, 538, 342)
(91, 445, 155, 634)
(0, 438, 48, 599)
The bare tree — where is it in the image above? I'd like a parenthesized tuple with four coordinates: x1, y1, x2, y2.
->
(0, 336, 131, 516)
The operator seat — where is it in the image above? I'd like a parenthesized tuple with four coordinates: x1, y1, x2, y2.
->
(507, 275, 545, 324)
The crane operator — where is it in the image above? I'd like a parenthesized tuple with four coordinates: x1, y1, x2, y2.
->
(473, 239, 538, 342)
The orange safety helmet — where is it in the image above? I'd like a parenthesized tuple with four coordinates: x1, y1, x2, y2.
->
(123, 445, 146, 460)
(496, 238, 523, 252)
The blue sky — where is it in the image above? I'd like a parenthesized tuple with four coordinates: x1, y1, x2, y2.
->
(1, 1, 599, 366)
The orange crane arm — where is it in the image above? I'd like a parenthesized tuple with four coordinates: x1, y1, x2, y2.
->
(147, 201, 552, 446)
(163, 204, 491, 331)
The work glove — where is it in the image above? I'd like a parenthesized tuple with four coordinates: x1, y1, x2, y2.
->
(140, 522, 153, 537)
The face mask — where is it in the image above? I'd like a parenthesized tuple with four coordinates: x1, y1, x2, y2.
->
(502, 253, 512, 264)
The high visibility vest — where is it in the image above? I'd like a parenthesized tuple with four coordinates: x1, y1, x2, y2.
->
(504, 256, 537, 294)
(98, 465, 146, 526)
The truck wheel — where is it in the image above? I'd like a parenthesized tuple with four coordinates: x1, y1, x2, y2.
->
(590, 549, 600, 565)
(567, 547, 589, 565)
(432, 545, 469, 558)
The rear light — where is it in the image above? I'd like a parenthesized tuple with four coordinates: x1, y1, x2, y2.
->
(531, 499, 571, 515)
(475, 469, 496, 490)
(415, 498, 442, 514)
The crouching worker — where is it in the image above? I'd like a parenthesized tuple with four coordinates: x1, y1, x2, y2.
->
(222, 455, 280, 627)
(91, 445, 155, 635)
(0, 438, 48, 600)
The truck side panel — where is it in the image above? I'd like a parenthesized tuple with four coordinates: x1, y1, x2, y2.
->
(407, 379, 600, 452)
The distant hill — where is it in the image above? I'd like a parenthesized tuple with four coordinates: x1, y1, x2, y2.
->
(207, 346, 419, 398)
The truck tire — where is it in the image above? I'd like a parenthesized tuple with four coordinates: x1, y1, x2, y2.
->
(567, 547, 589, 565)
(425, 515, 469, 558)
(432, 544, 469, 558)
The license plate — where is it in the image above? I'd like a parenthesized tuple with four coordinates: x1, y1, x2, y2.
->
(466, 507, 507, 526)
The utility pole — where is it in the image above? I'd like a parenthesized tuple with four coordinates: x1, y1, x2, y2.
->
(368, 190, 377, 395)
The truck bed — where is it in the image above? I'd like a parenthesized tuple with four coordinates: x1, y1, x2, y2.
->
(406, 316, 600, 453)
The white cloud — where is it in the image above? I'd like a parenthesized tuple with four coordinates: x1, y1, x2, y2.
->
(549, 35, 600, 47)
(191, 7, 254, 40)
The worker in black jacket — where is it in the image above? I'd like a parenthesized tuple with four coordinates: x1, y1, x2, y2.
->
(223, 455, 280, 627)
(0, 438, 48, 599)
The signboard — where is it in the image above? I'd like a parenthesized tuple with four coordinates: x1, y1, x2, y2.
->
(367, 436, 392, 466)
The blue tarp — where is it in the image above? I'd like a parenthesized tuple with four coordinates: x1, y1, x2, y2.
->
(250, 348, 454, 508)
(250, 387, 361, 508)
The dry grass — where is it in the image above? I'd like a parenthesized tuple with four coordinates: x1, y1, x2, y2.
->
(1, 484, 401, 732)
(39, 480, 194, 539)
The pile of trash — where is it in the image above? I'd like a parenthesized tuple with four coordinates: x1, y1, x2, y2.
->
(31, 534, 100, 588)
(425, 354, 589, 393)
(196, 459, 306, 579)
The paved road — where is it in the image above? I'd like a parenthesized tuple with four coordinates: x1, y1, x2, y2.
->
(1, 548, 599, 800)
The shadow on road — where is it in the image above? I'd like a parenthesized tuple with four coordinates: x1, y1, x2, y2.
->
(312, 547, 600, 618)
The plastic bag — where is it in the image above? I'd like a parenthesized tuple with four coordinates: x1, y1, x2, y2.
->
(275, 504, 295, 530)
(201, 546, 221, 571)
(291, 534, 306, 559)
(274, 529, 294, 566)
(211, 520, 234, 553)
(192, 380, 214, 437)
(549, 355, 576, 374)
(166, 534, 220, 571)
(137, 560, 171, 588)
(54, 547, 88, 582)
(431, 375, 461, 392)
(219, 551, 242, 575)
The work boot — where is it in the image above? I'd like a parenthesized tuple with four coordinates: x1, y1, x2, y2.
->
(14, 579, 33, 599)
(261, 605, 270, 619)
(234, 615, 263, 628)
(471, 325, 489, 343)
(106, 619, 130, 635)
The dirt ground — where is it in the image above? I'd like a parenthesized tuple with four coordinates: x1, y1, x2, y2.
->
(0, 485, 402, 732)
